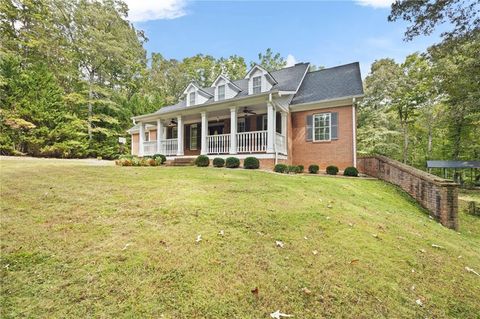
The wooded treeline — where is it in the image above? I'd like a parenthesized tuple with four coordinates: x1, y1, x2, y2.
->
(0, 0, 478, 166)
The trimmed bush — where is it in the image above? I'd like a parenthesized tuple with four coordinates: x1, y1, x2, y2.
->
(343, 166, 359, 177)
(225, 157, 240, 168)
(297, 165, 304, 173)
(308, 164, 319, 174)
(195, 155, 210, 167)
(243, 157, 260, 169)
(287, 165, 298, 174)
(213, 157, 225, 168)
(153, 154, 166, 164)
(274, 164, 288, 173)
(326, 165, 339, 175)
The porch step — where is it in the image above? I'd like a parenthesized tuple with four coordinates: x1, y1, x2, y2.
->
(172, 158, 195, 166)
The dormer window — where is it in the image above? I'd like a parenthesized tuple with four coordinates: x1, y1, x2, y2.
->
(218, 85, 225, 100)
(189, 92, 195, 105)
(252, 76, 262, 94)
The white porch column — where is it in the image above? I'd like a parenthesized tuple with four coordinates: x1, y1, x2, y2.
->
(266, 103, 275, 153)
(177, 115, 184, 156)
(156, 119, 163, 154)
(229, 107, 237, 154)
(201, 112, 208, 155)
(138, 121, 145, 157)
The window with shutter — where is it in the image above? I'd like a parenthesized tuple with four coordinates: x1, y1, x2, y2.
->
(331, 112, 338, 139)
(306, 115, 313, 141)
(313, 113, 331, 141)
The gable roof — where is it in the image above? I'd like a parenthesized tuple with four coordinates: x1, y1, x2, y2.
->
(291, 62, 363, 105)
(183, 82, 214, 97)
(211, 74, 242, 91)
(244, 64, 278, 85)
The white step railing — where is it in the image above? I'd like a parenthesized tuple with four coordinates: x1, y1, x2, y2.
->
(143, 141, 157, 156)
(207, 134, 230, 154)
(237, 130, 267, 153)
(275, 132, 287, 155)
(161, 138, 177, 156)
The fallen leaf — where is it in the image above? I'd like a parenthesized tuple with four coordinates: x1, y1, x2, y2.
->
(312, 250, 318, 255)
(419, 249, 426, 253)
(251, 287, 259, 296)
(275, 240, 284, 248)
(301, 287, 312, 295)
(195, 235, 202, 243)
(350, 259, 359, 264)
(270, 310, 293, 318)
(416, 299, 423, 307)
(218, 230, 224, 236)
(122, 243, 132, 250)
(304, 236, 308, 240)
(465, 267, 480, 276)
(327, 204, 333, 209)
(431, 244, 444, 249)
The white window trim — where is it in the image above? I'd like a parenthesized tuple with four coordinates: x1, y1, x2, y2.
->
(238, 117, 246, 132)
(253, 76, 262, 94)
(189, 91, 196, 106)
(262, 115, 268, 131)
(313, 112, 332, 142)
(217, 84, 225, 101)
(190, 124, 198, 150)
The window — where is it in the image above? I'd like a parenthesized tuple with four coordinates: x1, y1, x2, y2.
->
(172, 127, 178, 139)
(313, 113, 331, 141)
(217, 85, 225, 100)
(252, 76, 262, 94)
(190, 124, 198, 150)
(144, 131, 150, 142)
(238, 118, 246, 132)
(189, 91, 195, 105)
(262, 115, 268, 130)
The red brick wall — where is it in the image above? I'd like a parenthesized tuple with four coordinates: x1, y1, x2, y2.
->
(290, 105, 355, 169)
(357, 155, 459, 230)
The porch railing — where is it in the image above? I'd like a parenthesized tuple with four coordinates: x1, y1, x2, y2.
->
(161, 138, 177, 156)
(237, 130, 267, 153)
(207, 134, 230, 154)
(275, 132, 287, 155)
(143, 141, 157, 156)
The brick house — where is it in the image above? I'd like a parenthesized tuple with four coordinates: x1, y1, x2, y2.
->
(128, 62, 363, 169)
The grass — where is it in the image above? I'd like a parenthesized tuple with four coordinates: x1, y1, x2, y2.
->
(1, 157, 479, 318)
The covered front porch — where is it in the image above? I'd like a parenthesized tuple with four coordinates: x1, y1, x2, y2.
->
(135, 102, 287, 158)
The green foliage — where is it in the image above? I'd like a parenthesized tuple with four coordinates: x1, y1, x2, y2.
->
(326, 165, 339, 175)
(195, 155, 210, 167)
(116, 156, 160, 167)
(225, 157, 240, 168)
(297, 165, 304, 173)
(153, 154, 166, 165)
(251, 48, 286, 72)
(274, 163, 288, 173)
(213, 157, 225, 167)
(287, 165, 300, 174)
(343, 167, 359, 177)
(243, 157, 259, 169)
(308, 164, 320, 174)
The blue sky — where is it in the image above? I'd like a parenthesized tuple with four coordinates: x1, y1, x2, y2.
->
(127, 0, 443, 77)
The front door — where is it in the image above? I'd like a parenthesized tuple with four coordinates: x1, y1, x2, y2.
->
(208, 125, 223, 135)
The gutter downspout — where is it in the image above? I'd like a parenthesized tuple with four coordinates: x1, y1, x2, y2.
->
(352, 97, 357, 168)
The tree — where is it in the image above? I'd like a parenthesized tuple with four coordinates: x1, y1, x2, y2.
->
(389, 0, 480, 41)
(251, 48, 286, 72)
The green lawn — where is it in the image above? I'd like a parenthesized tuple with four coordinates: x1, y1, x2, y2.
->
(1, 157, 479, 318)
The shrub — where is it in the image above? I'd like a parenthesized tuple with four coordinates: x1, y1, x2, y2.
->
(225, 157, 240, 168)
(147, 158, 157, 166)
(274, 163, 288, 173)
(343, 166, 359, 177)
(326, 165, 339, 175)
(153, 154, 166, 164)
(297, 165, 304, 173)
(195, 155, 210, 167)
(287, 165, 298, 174)
(308, 164, 319, 174)
(213, 157, 225, 167)
(243, 157, 259, 169)
(131, 157, 141, 166)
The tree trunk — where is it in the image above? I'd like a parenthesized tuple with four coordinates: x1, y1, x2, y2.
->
(427, 125, 432, 160)
(88, 72, 94, 142)
(403, 123, 408, 164)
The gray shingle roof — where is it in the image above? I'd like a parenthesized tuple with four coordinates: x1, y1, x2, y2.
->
(290, 62, 363, 105)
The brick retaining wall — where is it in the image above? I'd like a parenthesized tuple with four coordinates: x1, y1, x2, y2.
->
(357, 155, 459, 230)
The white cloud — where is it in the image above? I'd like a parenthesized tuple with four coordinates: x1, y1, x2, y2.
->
(286, 54, 297, 67)
(124, 0, 188, 22)
(355, 0, 394, 9)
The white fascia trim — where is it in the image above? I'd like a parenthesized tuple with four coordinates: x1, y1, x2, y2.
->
(182, 82, 213, 97)
(294, 63, 310, 93)
(211, 74, 242, 92)
(244, 64, 278, 85)
(289, 95, 364, 112)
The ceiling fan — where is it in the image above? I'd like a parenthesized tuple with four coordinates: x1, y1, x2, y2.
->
(167, 119, 177, 127)
(242, 107, 256, 116)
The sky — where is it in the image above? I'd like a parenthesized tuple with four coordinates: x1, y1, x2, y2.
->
(125, 0, 443, 77)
